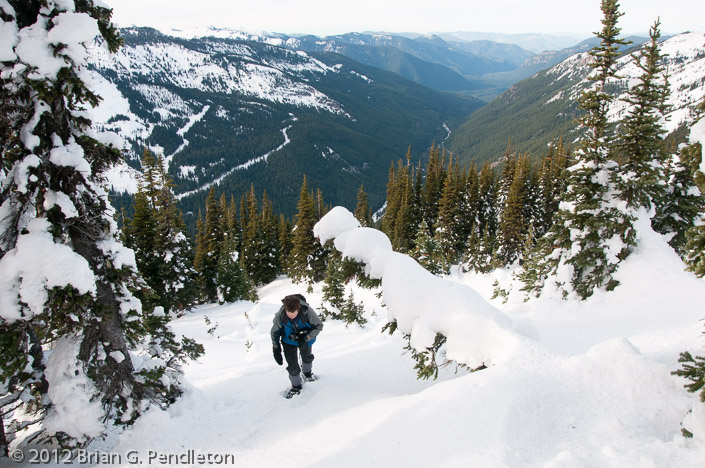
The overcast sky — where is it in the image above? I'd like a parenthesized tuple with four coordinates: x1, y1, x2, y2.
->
(105, 0, 703, 38)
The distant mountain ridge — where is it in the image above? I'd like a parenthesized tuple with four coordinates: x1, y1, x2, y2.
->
(436, 31, 591, 53)
(88, 27, 483, 219)
(161, 27, 544, 98)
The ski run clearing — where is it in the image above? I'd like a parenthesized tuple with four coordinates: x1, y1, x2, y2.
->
(23, 207, 705, 468)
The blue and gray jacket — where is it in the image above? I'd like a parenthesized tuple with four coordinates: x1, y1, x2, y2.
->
(270, 296, 323, 348)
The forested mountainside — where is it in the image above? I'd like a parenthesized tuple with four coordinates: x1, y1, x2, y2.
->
(88, 28, 483, 219)
(447, 32, 702, 166)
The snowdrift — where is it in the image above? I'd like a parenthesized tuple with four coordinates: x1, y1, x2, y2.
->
(314, 206, 535, 368)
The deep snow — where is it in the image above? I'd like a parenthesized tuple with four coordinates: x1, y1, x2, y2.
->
(24, 207, 705, 468)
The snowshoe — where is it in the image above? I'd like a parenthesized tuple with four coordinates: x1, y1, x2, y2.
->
(303, 372, 316, 382)
(285, 386, 302, 399)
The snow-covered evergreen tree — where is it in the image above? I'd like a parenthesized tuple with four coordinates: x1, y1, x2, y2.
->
(215, 231, 250, 304)
(322, 250, 346, 311)
(462, 226, 497, 274)
(653, 143, 705, 254)
(616, 19, 670, 212)
(338, 291, 368, 327)
(240, 186, 279, 286)
(520, 0, 634, 299)
(533, 140, 571, 239)
(0, 0, 201, 448)
(411, 218, 445, 275)
(123, 151, 197, 314)
(683, 144, 705, 275)
(476, 162, 497, 242)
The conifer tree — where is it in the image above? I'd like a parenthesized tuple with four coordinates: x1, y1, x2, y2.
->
(496, 144, 517, 211)
(227, 195, 239, 234)
(216, 230, 250, 304)
(240, 185, 258, 278)
(193, 211, 206, 273)
(338, 291, 368, 327)
(278, 214, 292, 268)
(421, 144, 446, 229)
(392, 176, 414, 252)
(322, 250, 347, 312)
(434, 155, 464, 268)
(218, 192, 229, 234)
(124, 190, 159, 292)
(381, 162, 399, 239)
(411, 219, 444, 275)
(617, 19, 670, 212)
(521, 0, 634, 299)
(153, 157, 197, 313)
(534, 140, 571, 238)
(654, 143, 705, 254)
(383, 157, 417, 252)
(289, 176, 319, 284)
(258, 191, 281, 284)
(460, 163, 480, 241)
(311, 188, 330, 278)
(520, 154, 540, 233)
(354, 184, 373, 227)
(683, 137, 705, 276)
(195, 187, 223, 301)
(496, 156, 529, 266)
(463, 226, 497, 274)
(124, 151, 197, 314)
(238, 194, 248, 247)
(476, 162, 497, 240)
(0, 1, 201, 448)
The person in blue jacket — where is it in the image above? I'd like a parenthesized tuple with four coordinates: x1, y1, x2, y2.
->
(271, 294, 323, 396)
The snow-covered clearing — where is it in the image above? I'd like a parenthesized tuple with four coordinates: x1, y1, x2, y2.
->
(27, 206, 704, 467)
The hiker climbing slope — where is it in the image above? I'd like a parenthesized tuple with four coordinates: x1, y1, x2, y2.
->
(271, 294, 323, 398)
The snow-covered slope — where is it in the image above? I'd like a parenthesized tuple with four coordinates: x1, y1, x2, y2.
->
(44, 207, 705, 468)
(545, 32, 705, 134)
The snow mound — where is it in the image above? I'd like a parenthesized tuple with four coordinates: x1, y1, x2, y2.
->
(315, 206, 531, 367)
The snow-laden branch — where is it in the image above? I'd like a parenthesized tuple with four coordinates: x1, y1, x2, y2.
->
(314, 206, 531, 368)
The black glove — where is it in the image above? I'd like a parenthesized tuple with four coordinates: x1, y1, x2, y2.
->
(297, 329, 308, 343)
(297, 330, 310, 350)
(273, 347, 283, 365)
(289, 329, 308, 342)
